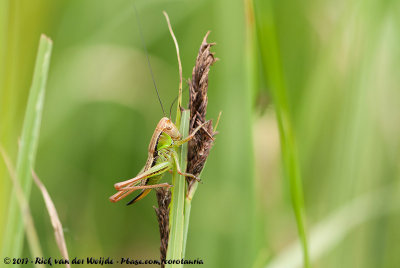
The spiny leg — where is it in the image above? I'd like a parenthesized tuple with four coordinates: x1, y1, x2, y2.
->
(174, 121, 210, 146)
(123, 182, 172, 191)
(114, 161, 172, 190)
(109, 183, 172, 203)
(109, 188, 133, 203)
(177, 170, 202, 183)
(172, 150, 202, 183)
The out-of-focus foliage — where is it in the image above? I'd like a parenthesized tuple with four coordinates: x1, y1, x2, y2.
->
(1, 0, 400, 267)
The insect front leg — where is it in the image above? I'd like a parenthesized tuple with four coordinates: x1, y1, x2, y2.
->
(173, 121, 210, 147)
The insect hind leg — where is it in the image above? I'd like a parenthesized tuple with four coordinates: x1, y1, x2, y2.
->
(109, 183, 172, 203)
(114, 162, 171, 190)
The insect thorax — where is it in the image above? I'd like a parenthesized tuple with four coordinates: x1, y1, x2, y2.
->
(156, 147, 174, 163)
(157, 132, 173, 150)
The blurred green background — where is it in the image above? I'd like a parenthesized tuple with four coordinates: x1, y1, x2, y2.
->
(1, 0, 400, 267)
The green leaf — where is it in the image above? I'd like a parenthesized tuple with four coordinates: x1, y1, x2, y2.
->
(1, 34, 52, 261)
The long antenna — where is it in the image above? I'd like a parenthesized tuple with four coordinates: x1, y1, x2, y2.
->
(169, 94, 178, 119)
(133, 5, 166, 117)
(169, 83, 189, 119)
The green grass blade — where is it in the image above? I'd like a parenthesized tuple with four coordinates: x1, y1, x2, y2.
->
(166, 110, 190, 267)
(182, 196, 192, 259)
(253, 1, 310, 267)
(0, 0, 10, 247)
(1, 34, 52, 260)
(0, 147, 44, 268)
(266, 183, 400, 268)
(182, 180, 198, 258)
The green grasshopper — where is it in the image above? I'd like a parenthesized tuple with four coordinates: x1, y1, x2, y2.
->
(109, 9, 205, 205)
(109, 118, 205, 205)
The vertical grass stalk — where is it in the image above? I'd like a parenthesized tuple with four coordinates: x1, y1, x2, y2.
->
(253, 1, 310, 267)
(166, 110, 190, 267)
(182, 182, 197, 258)
(0, 148, 44, 268)
(1, 34, 52, 261)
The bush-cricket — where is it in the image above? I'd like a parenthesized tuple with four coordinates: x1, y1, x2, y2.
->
(109, 9, 205, 205)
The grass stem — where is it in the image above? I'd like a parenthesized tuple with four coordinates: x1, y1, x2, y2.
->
(1, 34, 52, 262)
(253, 1, 310, 267)
(166, 110, 190, 267)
